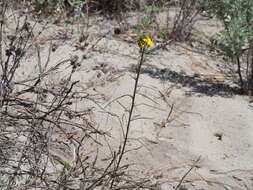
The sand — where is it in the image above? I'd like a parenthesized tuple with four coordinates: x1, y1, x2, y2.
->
(7, 9, 253, 189)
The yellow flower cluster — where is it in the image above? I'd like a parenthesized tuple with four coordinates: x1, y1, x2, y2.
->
(137, 36, 155, 50)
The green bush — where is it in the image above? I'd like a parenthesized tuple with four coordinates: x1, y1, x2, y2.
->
(202, 0, 253, 93)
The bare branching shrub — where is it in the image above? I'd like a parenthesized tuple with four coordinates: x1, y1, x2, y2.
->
(0, 3, 113, 189)
(171, 0, 204, 41)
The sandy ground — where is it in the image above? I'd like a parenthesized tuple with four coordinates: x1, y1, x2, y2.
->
(8, 9, 253, 189)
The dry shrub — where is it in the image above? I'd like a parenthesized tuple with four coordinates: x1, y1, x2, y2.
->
(145, 0, 170, 7)
(0, 2, 111, 189)
(84, 0, 140, 15)
(170, 0, 203, 41)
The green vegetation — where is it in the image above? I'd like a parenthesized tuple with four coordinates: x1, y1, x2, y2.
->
(157, 29, 170, 40)
(200, 0, 253, 93)
(137, 15, 153, 30)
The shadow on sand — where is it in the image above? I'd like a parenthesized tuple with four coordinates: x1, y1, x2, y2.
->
(130, 66, 242, 97)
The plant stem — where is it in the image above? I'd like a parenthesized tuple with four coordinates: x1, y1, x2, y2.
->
(236, 56, 244, 91)
(110, 48, 145, 187)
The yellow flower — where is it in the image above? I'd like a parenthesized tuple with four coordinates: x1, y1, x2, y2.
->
(137, 36, 155, 50)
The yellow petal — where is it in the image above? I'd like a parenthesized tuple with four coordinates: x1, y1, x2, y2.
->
(137, 36, 155, 50)
(143, 37, 155, 47)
